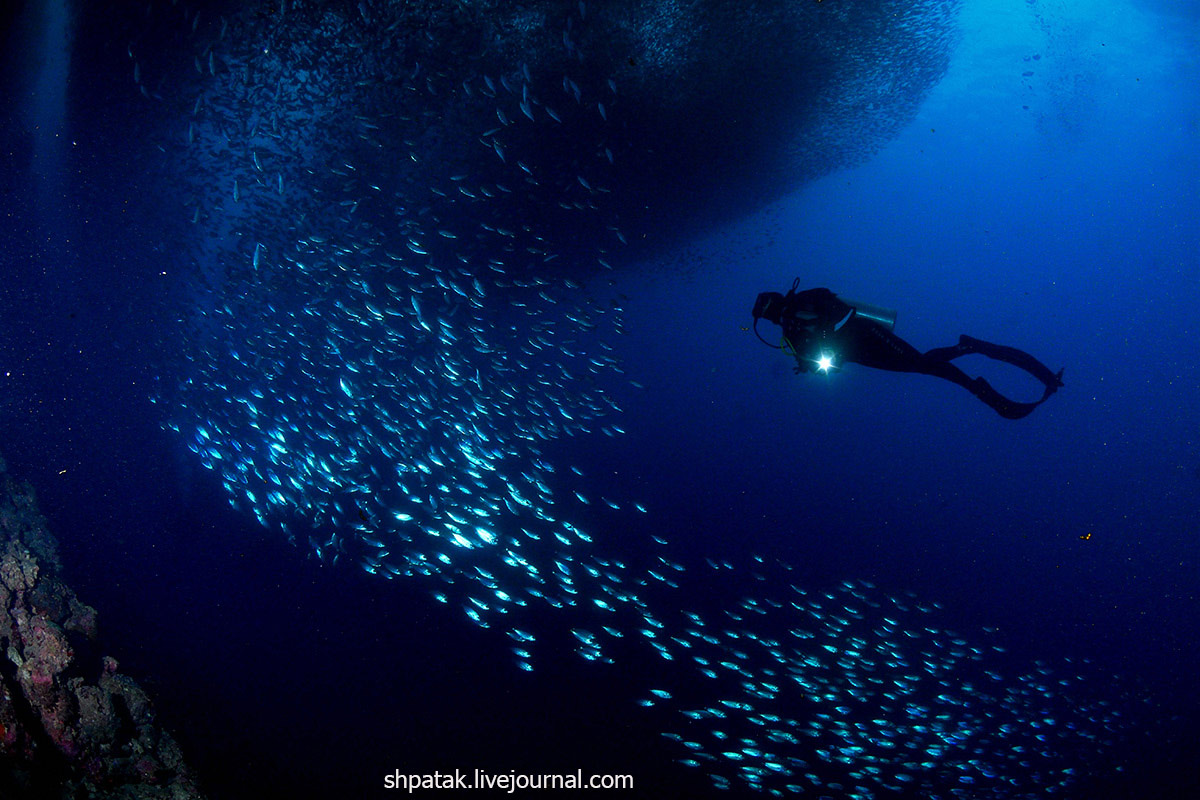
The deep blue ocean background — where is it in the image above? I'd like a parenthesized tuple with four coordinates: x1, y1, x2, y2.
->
(1, 0, 1198, 798)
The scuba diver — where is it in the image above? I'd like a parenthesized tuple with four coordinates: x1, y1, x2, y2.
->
(752, 279, 1064, 419)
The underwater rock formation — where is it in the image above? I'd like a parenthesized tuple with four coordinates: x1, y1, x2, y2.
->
(0, 459, 203, 800)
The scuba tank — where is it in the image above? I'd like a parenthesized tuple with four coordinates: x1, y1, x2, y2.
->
(840, 298, 897, 331)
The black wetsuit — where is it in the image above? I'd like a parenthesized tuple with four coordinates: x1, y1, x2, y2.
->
(753, 285, 1064, 419)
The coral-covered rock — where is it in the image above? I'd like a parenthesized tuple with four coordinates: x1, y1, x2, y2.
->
(67, 597, 100, 640)
(0, 681, 21, 751)
(29, 576, 70, 625)
(0, 540, 39, 593)
(75, 685, 119, 746)
(102, 673, 153, 727)
(0, 462, 206, 799)
(20, 616, 75, 683)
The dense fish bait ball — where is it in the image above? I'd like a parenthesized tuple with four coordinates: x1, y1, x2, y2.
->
(124, 1, 1123, 796)
(647, 573, 1121, 798)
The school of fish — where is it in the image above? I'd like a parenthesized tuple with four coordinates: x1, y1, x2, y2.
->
(116, 0, 1125, 795)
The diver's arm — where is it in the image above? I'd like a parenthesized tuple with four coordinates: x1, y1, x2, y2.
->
(775, 289, 851, 368)
(788, 341, 814, 373)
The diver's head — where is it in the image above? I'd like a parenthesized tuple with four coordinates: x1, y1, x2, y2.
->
(752, 292, 786, 325)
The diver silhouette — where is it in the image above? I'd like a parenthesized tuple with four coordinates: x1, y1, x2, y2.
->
(752, 280, 1064, 419)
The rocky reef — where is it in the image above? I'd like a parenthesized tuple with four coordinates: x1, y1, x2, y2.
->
(0, 455, 203, 800)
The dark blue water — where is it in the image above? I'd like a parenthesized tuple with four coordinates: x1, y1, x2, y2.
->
(2, 0, 1198, 798)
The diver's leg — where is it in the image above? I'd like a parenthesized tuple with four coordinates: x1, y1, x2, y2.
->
(958, 335, 1064, 390)
(847, 323, 927, 371)
(964, 377, 1043, 419)
(920, 337, 1060, 418)
(915, 357, 1044, 418)
(934, 335, 1065, 391)
(923, 340, 970, 363)
(853, 326, 1054, 419)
